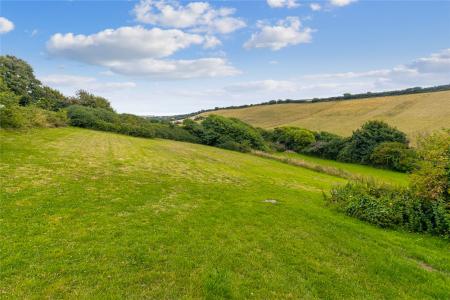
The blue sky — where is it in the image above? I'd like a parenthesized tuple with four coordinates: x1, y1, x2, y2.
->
(1, 0, 449, 115)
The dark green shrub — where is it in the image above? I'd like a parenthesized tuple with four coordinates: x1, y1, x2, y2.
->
(273, 127, 315, 152)
(185, 115, 267, 151)
(341, 121, 408, 164)
(66, 105, 199, 142)
(370, 142, 417, 172)
(303, 132, 347, 160)
(327, 181, 449, 236)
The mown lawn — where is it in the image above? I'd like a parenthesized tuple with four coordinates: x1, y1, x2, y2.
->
(273, 151, 409, 186)
(1, 128, 449, 299)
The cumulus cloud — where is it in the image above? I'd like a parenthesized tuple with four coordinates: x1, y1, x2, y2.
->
(244, 17, 313, 51)
(266, 0, 299, 9)
(408, 48, 450, 73)
(105, 57, 240, 79)
(0, 17, 14, 34)
(223, 48, 450, 99)
(203, 35, 222, 49)
(47, 26, 204, 62)
(310, 3, 322, 11)
(47, 26, 239, 79)
(133, 0, 246, 34)
(40, 74, 136, 92)
(330, 0, 357, 7)
(225, 79, 297, 93)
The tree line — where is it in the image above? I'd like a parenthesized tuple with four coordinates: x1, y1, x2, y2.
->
(167, 84, 450, 121)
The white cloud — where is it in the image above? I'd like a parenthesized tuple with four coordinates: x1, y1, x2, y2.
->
(408, 48, 450, 73)
(225, 79, 298, 93)
(203, 35, 222, 49)
(133, 0, 246, 34)
(330, 0, 357, 7)
(310, 3, 322, 11)
(223, 48, 450, 100)
(244, 17, 313, 51)
(0, 17, 14, 34)
(105, 57, 240, 79)
(47, 26, 204, 62)
(40, 74, 136, 92)
(267, 0, 299, 9)
(47, 26, 239, 79)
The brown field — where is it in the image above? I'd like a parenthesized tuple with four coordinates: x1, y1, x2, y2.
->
(202, 91, 450, 142)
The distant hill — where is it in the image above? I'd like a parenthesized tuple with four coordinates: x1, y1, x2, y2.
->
(201, 90, 450, 143)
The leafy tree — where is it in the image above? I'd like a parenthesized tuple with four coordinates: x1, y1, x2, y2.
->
(0, 55, 42, 105)
(303, 131, 347, 159)
(273, 127, 315, 152)
(411, 130, 450, 203)
(201, 115, 267, 151)
(0, 55, 69, 110)
(341, 120, 408, 164)
(183, 115, 267, 152)
(70, 90, 114, 111)
(370, 142, 417, 172)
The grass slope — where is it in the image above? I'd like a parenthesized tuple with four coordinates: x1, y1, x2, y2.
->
(271, 151, 409, 186)
(1, 128, 449, 298)
(202, 91, 450, 142)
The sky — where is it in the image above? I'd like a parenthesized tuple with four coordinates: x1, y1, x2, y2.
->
(1, 0, 449, 115)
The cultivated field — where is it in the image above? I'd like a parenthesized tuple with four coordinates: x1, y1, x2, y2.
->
(202, 91, 450, 143)
(1, 128, 449, 298)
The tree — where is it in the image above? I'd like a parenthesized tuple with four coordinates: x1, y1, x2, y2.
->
(0, 55, 69, 110)
(370, 142, 417, 172)
(273, 127, 315, 152)
(341, 120, 408, 164)
(411, 130, 450, 203)
(71, 90, 114, 111)
(0, 55, 42, 105)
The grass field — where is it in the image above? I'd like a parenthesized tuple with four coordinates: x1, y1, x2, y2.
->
(202, 91, 450, 143)
(1, 128, 449, 298)
(271, 151, 409, 186)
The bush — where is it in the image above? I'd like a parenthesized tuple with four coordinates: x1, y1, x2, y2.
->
(66, 105, 199, 142)
(370, 142, 417, 172)
(340, 120, 408, 164)
(184, 115, 267, 152)
(302, 132, 347, 160)
(411, 130, 450, 203)
(327, 181, 449, 236)
(273, 127, 315, 152)
(0, 103, 68, 129)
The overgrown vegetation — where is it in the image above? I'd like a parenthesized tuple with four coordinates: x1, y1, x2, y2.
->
(183, 115, 267, 152)
(66, 105, 198, 142)
(263, 120, 417, 173)
(327, 130, 450, 237)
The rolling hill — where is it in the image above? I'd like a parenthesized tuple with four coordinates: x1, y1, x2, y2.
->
(201, 90, 450, 142)
(1, 128, 449, 298)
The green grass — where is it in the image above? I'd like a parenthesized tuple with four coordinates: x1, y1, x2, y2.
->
(271, 151, 409, 186)
(202, 91, 450, 144)
(1, 128, 449, 298)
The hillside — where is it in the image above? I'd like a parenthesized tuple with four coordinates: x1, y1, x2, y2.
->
(202, 90, 450, 142)
(1, 128, 449, 298)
